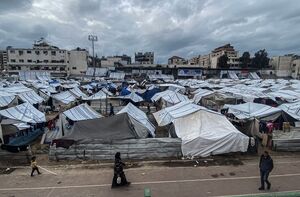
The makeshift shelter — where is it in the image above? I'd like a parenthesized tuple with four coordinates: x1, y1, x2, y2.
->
(86, 67, 108, 77)
(52, 91, 76, 105)
(278, 101, 300, 121)
(0, 93, 16, 108)
(120, 92, 143, 103)
(117, 103, 155, 137)
(57, 113, 145, 144)
(0, 103, 46, 124)
(151, 90, 188, 106)
(153, 101, 249, 157)
(83, 90, 107, 100)
(69, 87, 88, 99)
(109, 72, 125, 80)
(18, 90, 44, 105)
(249, 72, 261, 80)
(63, 103, 102, 121)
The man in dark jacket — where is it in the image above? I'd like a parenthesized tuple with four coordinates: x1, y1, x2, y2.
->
(259, 151, 273, 190)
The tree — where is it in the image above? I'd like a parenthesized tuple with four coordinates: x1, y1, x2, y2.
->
(239, 52, 251, 68)
(251, 49, 270, 68)
(218, 54, 229, 68)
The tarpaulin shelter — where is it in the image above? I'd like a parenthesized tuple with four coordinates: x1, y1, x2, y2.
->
(63, 103, 102, 121)
(278, 101, 300, 120)
(120, 92, 143, 103)
(153, 101, 249, 157)
(0, 103, 46, 123)
(117, 103, 155, 137)
(52, 91, 76, 105)
(151, 90, 188, 106)
(69, 87, 88, 99)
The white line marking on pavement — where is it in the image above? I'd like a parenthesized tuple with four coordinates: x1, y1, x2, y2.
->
(0, 173, 300, 191)
(37, 166, 58, 176)
(213, 189, 300, 197)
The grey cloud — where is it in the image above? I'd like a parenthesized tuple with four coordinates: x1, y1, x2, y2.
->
(0, 0, 300, 63)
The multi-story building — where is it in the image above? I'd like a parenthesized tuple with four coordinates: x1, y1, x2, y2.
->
(5, 40, 88, 76)
(100, 54, 131, 67)
(0, 50, 7, 71)
(198, 44, 240, 68)
(135, 52, 154, 64)
(168, 56, 187, 65)
(188, 55, 201, 65)
(270, 55, 300, 78)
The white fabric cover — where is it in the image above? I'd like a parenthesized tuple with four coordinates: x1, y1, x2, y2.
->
(69, 87, 88, 99)
(278, 101, 300, 120)
(83, 90, 107, 100)
(0, 93, 15, 107)
(86, 67, 108, 77)
(109, 72, 125, 80)
(63, 103, 102, 121)
(121, 92, 143, 103)
(192, 89, 214, 104)
(153, 101, 203, 126)
(224, 102, 282, 120)
(151, 90, 188, 105)
(117, 103, 155, 137)
(52, 91, 76, 104)
(173, 110, 249, 157)
(0, 103, 46, 123)
(18, 90, 44, 105)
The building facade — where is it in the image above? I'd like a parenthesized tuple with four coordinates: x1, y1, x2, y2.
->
(4, 40, 88, 76)
(198, 44, 240, 68)
(100, 54, 131, 67)
(168, 56, 187, 65)
(270, 55, 300, 78)
(135, 52, 154, 64)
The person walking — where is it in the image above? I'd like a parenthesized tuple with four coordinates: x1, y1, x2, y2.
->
(259, 151, 273, 190)
(109, 103, 115, 116)
(111, 152, 130, 188)
(30, 156, 41, 177)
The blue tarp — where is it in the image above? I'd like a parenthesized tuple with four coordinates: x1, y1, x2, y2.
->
(141, 88, 161, 102)
(8, 129, 44, 146)
(120, 87, 131, 96)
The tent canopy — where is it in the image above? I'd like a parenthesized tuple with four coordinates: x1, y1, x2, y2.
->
(63, 103, 102, 121)
(52, 91, 76, 104)
(224, 102, 282, 120)
(151, 90, 188, 105)
(278, 101, 300, 120)
(0, 103, 46, 123)
(117, 103, 155, 137)
(61, 113, 139, 142)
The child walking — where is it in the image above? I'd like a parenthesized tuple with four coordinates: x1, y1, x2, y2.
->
(30, 156, 41, 177)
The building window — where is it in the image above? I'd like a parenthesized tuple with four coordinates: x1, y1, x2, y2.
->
(27, 50, 31, 54)
(60, 67, 65, 71)
(51, 51, 56, 56)
(52, 67, 57, 70)
(19, 59, 24, 63)
(60, 60, 65, 63)
(35, 51, 40, 55)
(43, 50, 48, 55)
(11, 59, 16, 62)
(10, 50, 15, 53)
(44, 60, 49, 63)
(27, 59, 32, 63)
(72, 67, 77, 70)
(18, 51, 24, 55)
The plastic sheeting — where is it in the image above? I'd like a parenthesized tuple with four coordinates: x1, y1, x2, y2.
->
(0, 93, 16, 107)
(52, 91, 76, 104)
(0, 103, 46, 123)
(83, 90, 107, 100)
(18, 90, 44, 105)
(151, 90, 188, 105)
(117, 103, 155, 137)
(109, 72, 125, 80)
(224, 102, 282, 120)
(69, 87, 88, 99)
(19, 71, 51, 81)
(86, 67, 108, 77)
(278, 101, 300, 120)
(192, 89, 214, 104)
(249, 72, 261, 80)
(63, 103, 102, 121)
(120, 92, 143, 103)
(173, 109, 249, 157)
(153, 101, 204, 127)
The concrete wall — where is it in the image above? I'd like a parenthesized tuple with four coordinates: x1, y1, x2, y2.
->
(49, 138, 182, 161)
(68, 50, 88, 75)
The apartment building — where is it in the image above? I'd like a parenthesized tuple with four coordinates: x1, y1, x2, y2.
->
(135, 52, 154, 64)
(168, 56, 187, 65)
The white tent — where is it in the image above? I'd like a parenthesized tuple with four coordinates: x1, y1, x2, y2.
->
(151, 90, 188, 105)
(249, 72, 261, 80)
(63, 103, 102, 121)
(0, 92, 16, 108)
(278, 101, 300, 120)
(153, 101, 203, 126)
(52, 91, 76, 104)
(0, 103, 46, 123)
(117, 103, 155, 137)
(224, 102, 282, 120)
(153, 101, 249, 157)
(69, 87, 88, 99)
(158, 84, 186, 93)
(109, 72, 125, 80)
(120, 92, 143, 103)
(83, 90, 107, 100)
(18, 90, 44, 105)
(192, 89, 214, 104)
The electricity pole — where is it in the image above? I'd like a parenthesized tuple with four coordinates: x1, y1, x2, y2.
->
(88, 35, 98, 80)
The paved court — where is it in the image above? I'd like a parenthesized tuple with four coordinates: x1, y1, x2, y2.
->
(0, 156, 300, 197)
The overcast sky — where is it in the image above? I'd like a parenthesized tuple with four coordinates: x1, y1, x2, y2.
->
(0, 0, 300, 63)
